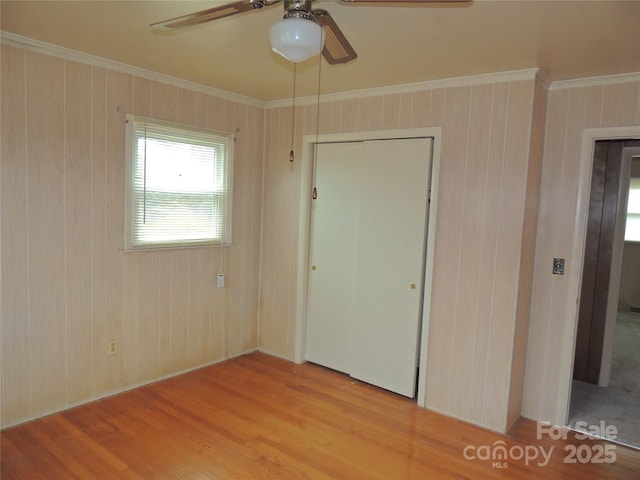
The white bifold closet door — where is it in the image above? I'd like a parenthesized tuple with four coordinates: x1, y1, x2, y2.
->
(305, 137, 432, 397)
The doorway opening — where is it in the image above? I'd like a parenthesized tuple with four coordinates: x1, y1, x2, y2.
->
(569, 140, 640, 448)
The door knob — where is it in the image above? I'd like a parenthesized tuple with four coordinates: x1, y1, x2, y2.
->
(311, 265, 317, 271)
(410, 283, 416, 289)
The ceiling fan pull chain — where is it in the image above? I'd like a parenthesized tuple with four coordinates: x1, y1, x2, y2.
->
(315, 43, 322, 145)
(290, 63, 297, 163)
(310, 45, 322, 201)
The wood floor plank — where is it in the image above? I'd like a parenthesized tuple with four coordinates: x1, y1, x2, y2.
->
(2, 352, 639, 479)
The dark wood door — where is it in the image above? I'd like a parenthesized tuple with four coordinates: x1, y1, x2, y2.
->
(574, 139, 640, 384)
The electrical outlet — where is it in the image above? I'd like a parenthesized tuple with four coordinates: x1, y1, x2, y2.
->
(108, 339, 119, 356)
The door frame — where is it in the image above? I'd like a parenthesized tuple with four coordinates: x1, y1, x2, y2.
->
(293, 127, 442, 407)
(558, 126, 640, 425)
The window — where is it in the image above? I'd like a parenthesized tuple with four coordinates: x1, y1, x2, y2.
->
(125, 115, 233, 250)
(625, 178, 640, 242)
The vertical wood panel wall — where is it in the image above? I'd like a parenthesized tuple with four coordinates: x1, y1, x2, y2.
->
(258, 76, 542, 432)
(522, 80, 640, 425)
(1, 45, 264, 427)
(508, 77, 548, 429)
(11, 39, 638, 437)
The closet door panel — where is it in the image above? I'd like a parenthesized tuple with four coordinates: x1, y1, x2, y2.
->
(350, 138, 432, 397)
(305, 142, 363, 374)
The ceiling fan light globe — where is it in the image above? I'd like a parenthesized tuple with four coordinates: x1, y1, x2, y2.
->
(269, 17, 325, 63)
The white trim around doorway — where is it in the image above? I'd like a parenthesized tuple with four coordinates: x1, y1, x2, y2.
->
(559, 126, 640, 425)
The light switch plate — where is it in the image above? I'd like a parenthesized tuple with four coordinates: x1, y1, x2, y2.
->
(553, 258, 565, 275)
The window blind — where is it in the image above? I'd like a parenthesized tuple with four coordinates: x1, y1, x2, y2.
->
(126, 117, 233, 249)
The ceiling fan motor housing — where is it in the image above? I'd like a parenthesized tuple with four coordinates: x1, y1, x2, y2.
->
(284, 0, 316, 15)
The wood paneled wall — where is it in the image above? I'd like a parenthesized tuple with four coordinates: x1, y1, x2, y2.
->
(9, 38, 637, 437)
(523, 80, 640, 425)
(258, 75, 543, 432)
(0, 45, 264, 427)
(508, 76, 548, 428)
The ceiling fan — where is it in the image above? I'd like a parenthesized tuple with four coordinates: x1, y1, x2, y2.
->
(151, 0, 470, 65)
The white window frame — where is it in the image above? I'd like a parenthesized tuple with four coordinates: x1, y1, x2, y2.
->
(124, 115, 234, 250)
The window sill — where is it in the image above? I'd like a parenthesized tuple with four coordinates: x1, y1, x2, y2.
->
(123, 242, 234, 253)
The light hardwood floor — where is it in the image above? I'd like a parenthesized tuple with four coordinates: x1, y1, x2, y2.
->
(2, 352, 639, 479)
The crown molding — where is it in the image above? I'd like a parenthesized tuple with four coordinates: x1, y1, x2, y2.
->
(0, 32, 544, 110)
(265, 68, 540, 109)
(9, 31, 637, 109)
(549, 72, 640, 91)
(534, 68, 553, 89)
(0, 32, 266, 108)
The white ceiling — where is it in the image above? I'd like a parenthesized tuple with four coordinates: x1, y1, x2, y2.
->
(2, 1, 639, 101)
